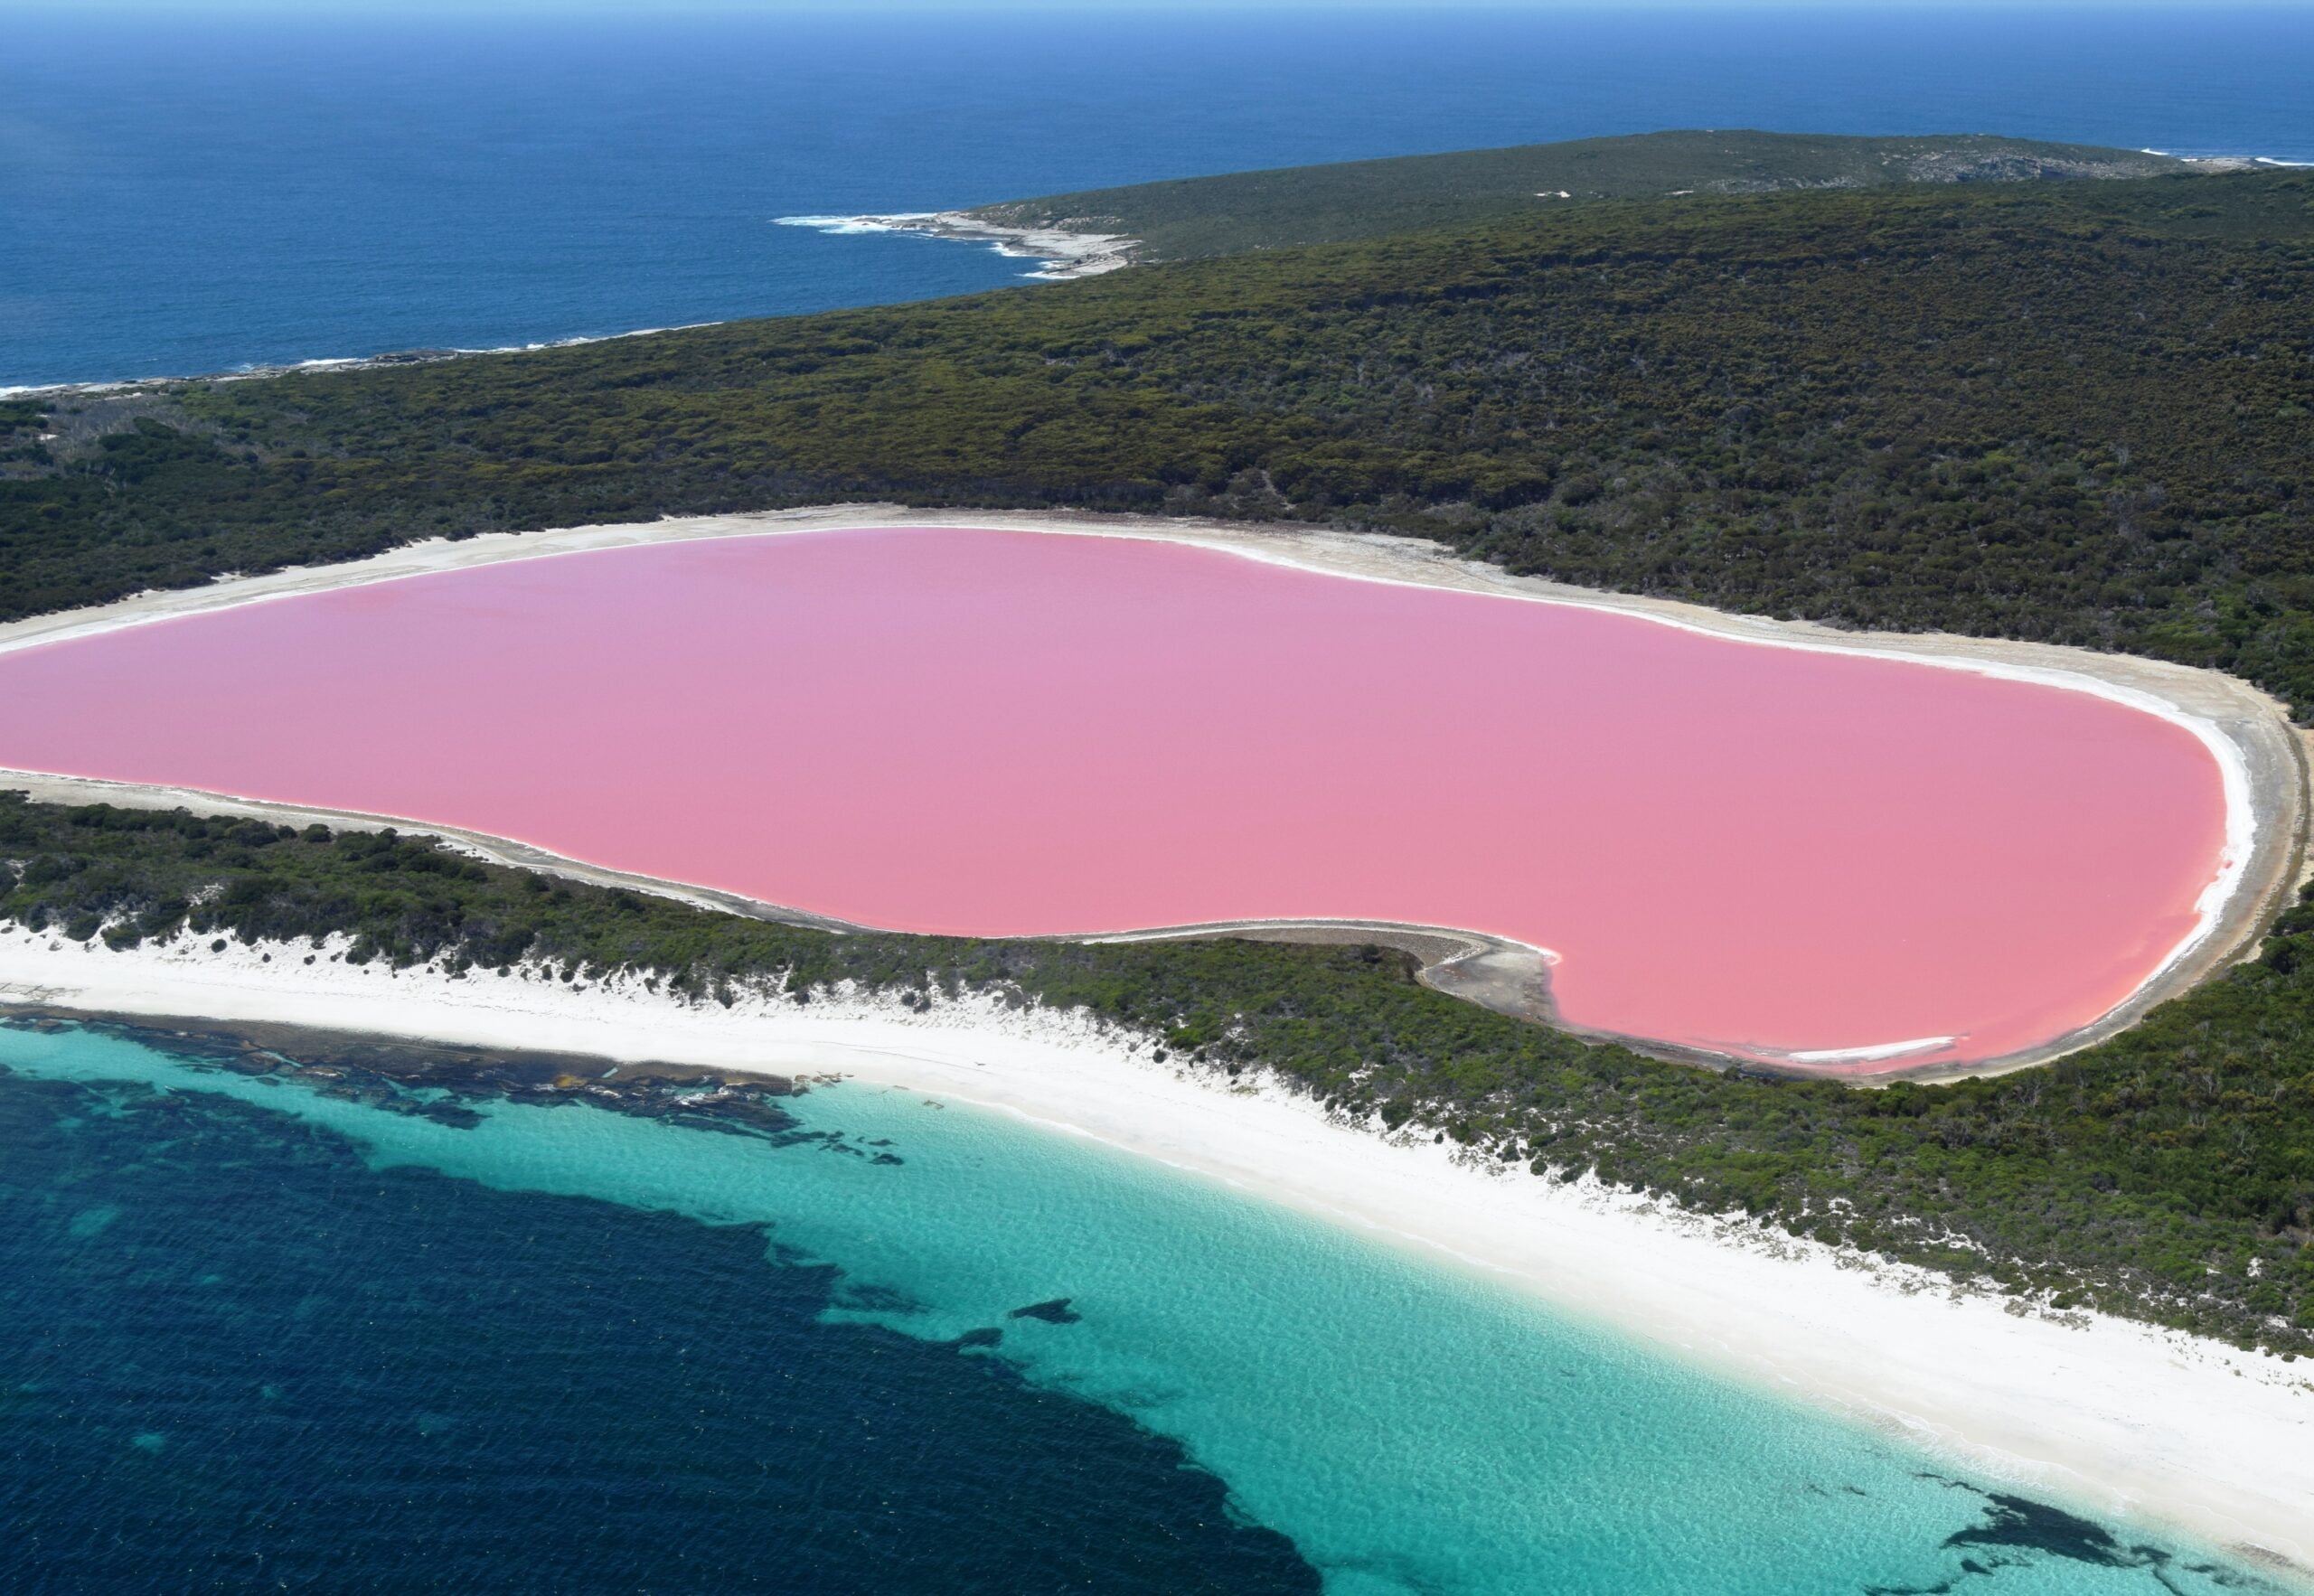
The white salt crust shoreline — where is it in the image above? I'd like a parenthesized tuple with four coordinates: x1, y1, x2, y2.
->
(0, 506, 2301, 1078)
(1, 931, 2308, 1582)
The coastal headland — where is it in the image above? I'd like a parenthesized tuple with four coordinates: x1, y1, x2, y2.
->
(785, 131, 2228, 276)
(775, 212, 1137, 280)
(0, 506, 2301, 1084)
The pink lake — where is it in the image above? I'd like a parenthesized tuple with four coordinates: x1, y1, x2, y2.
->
(0, 528, 2231, 1070)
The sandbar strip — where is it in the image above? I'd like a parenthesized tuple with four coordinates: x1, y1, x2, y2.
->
(0, 931, 2307, 1582)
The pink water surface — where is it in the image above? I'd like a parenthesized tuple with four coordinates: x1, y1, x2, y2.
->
(0, 528, 2229, 1068)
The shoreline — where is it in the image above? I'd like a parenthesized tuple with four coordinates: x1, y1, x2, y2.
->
(2, 930, 2308, 1581)
(0, 321, 720, 406)
(0, 504, 2300, 1082)
(774, 211, 1138, 279)
(12, 148, 2306, 399)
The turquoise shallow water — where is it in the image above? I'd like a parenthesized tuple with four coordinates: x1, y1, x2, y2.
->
(0, 1020, 2278, 1594)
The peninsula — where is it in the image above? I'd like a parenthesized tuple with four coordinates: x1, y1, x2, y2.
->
(787, 130, 2220, 274)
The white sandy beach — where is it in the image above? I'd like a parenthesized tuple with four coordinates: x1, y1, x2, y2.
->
(2, 927, 2309, 1580)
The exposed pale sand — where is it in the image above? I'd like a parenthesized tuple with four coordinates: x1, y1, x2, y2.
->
(1, 929, 2308, 1581)
(0, 505, 2302, 1081)
(775, 212, 1138, 279)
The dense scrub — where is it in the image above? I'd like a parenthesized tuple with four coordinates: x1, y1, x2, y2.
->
(969, 129, 2187, 261)
(5, 171, 2311, 707)
(4, 793, 2308, 1356)
(4, 164, 2310, 1357)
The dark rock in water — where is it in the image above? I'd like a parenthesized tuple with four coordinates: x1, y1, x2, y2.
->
(1007, 1298, 1081, 1325)
(955, 1327, 1003, 1349)
(0, 1010, 805, 1139)
(833, 1282, 925, 1315)
(1943, 1493, 2136, 1567)
(1859, 1476, 2201, 1594)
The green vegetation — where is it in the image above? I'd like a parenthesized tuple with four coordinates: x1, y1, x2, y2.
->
(2, 792, 2309, 1357)
(5, 169, 2310, 706)
(2, 146, 2310, 1357)
(968, 129, 2190, 261)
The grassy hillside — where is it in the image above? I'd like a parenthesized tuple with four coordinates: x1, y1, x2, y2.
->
(3, 792, 2309, 1355)
(6, 169, 2310, 707)
(966, 130, 2192, 261)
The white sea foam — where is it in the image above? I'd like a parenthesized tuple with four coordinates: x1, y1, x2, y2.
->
(2142, 147, 2311, 169)
(2, 323, 721, 402)
(774, 213, 936, 236)
(776, 210, 1137, 280)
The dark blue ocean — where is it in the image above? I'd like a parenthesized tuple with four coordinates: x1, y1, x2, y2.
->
(0, 1022, 2281, 1594)
(4, 4, 2310, 390)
